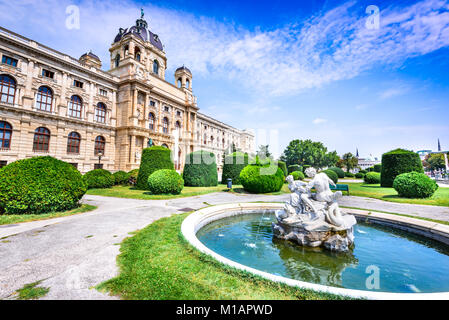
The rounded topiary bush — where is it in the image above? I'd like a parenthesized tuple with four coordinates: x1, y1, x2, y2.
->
(221, 152, 249, 185)
(291, 171, 305, 181)
(393, 172, 438, 199)
(183, 151, 218, 187)
(136, 146, 174, 190)
(113, 171, 129, 185)
(288, 165, 302, 174)
(148, 169, 184, 195)
(128, 169, 139, 185)
(364, 172, 381, 184)
(239, 164, 284, 193)
(277, 160, 288, 177)
(323, 169, 338, 184)
(345, 172, 355, 178)
(381, 149, 423, 187)
(355, 172, 365, 179)
(0, 156, 87, 215)
(329, 167, 345, 179)
(84, 169, 114, 189)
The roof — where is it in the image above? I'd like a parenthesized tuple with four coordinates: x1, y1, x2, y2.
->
(113, 17, 163, 51)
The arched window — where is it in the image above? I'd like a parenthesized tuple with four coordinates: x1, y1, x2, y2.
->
(94, 136, 105, 155)
(153, 60, 159, 75)
(186, 79, 190, 89)
(68, 95, 82, 118)
(149, 112, 155, 131)
(115, 54, 120, 68)
(211, 136, 214, 146)
(67, 132, 80, 154)
(161, 144, 168, 148)
(35, 86, 53, 112)
(175, 121, 181, 129)
(0, 121, 12, 150)
(135, 47, 141, 62)
(95, 102, 107, 123)
(0, 75, 16, 104)
(162, 117, 169, 134)
(203, 134, 207, 145)
(177, 78, 182, 88)
(33, 127, 50, 152)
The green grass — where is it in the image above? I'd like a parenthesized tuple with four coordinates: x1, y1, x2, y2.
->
(98, 213, 345, 300)
(230, 183, 290, 195)
(16, 280, 49, 300)
(345, 183, 449, 207)
(0, 204, 97, 225)
(87, 184, 237, 200)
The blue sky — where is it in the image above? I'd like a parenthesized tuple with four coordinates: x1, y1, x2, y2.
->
(1, 0, 448, 158)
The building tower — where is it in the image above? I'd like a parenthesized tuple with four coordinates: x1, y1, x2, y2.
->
(175, 66, 193, 91)
(438, 138, 442, 152)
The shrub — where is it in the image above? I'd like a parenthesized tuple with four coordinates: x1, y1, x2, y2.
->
(291, 171, 305, 181)
(277, 160, 288, 177)
(393, 172, 438, 199)
(113, 171, 129, 185)
(239, 164, 284, 193)
(136, 146, 174, 190)
(355, 172, 365, 179)
(373, 164, 382, 173)
(221, 152, 249, 185)
(323, 169, 338, 184)
(84, 169, 114, 189)
(288, 165, 302, 174)
(148, 169, 184, 195)
(381, 149, 423, 187)
(360, 170, 368, 174)
(329, 167, 345, 179)
(364, 172, 381, 184)
(0, 156, 87, 215)
(128, 169, 139, 185)
(183, 151, 218, 187)
(345, 172, 355, 178)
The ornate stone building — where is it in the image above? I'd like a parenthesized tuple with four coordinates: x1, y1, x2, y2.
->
(0, 13, 254, 173)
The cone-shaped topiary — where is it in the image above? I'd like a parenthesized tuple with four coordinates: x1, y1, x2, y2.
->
(0, 156, 87, 215)
(84, 169, 114, 189)
(381, 149, 423, 187)
(148, 169, 184, 195)
(239, 164, 284, 193)
(221, 152, 250, 185)
(136, 146, 174, 190)
(183, 150, 218, 187)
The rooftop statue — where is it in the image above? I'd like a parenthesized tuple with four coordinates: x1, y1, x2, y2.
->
(272, 168, 357, 252)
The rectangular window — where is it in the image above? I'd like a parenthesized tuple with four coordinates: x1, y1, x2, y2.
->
(164, 106, 170, 112)
(177, 111, 182, 117)
(94, 163, 103, 170)
(99, 89, 108, 96)
(2, 55, 18, 67)
(42, 69, 54, 79)
(0, 160, 7, 168)
(150, 101, 155, 107)
(73, 80, 84, 88)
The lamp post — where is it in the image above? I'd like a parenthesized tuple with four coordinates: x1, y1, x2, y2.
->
(97, 151, 103, 168)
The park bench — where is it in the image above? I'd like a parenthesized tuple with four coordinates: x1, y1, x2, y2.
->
(330, 184, 350, 195)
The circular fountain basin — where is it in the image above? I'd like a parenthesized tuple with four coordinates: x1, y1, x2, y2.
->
(181, 203, 449, 300)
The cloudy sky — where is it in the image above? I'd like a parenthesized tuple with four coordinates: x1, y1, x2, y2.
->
(1, 0, 448, 158)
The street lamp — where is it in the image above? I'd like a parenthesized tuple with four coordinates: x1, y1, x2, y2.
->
(97, 151, 103, 168)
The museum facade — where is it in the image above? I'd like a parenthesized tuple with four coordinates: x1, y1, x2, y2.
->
(0, 14, 254, 173)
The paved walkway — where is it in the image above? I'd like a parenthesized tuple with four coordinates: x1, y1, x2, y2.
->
(0, 192, 448, 300)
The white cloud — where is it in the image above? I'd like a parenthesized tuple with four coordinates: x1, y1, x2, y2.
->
(1, 0, 448, 97)
(313, 118, 328, 124)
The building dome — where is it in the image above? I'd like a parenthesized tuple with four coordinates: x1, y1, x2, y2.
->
(113, 11, 163, 51)
(80, 51, 100, 61)
(79, 50, 102, 68)
(175, 66, 192, 75)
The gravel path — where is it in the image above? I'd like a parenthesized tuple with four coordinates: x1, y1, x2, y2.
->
(0, 191, 447, 300)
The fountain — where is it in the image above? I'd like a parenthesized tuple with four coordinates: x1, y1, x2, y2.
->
(272, 168, 357, 252)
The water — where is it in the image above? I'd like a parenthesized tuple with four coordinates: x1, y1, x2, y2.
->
(197, 213, 449, 293)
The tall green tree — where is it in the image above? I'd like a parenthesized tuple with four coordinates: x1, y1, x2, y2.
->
(281, 139, 338, 169)
(256, 145, 272, 160)
(342, 152, 358, 172)
(423, 153, 446, 171)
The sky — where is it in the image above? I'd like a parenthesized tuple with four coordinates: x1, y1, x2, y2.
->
(1, 0, 448, 158)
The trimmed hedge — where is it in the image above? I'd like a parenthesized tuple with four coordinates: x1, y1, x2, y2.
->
(291, 171, 305, 181)
(148, 169, 184, 195)
(393, 172, 438, 199)
(84, 169, 114, 189)
(0, 156, 87, 215)
(323, 169, 338, 184)
(373, 164, 382, 173)
(360, 170, 368, 174)
(239, 164, 284, 193)
(183, 151, 218, 187)
(277, 160, 288, 177)
(221, 152, 249, 185)
(128, 169, 139, 185)
(381, 149, 423, 187)
(364, 172, 381, 184)
(329, 167, 345, 179)
(136, 147, 174, 190)
(113, 171, 129, 185)
(345, 172, 355, 178)
(288, 165, 302, 174)
(355, 172, 365, 179)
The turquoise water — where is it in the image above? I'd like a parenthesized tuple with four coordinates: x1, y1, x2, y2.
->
(197, 213, 449, 293)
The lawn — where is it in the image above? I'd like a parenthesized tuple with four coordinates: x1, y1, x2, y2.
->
(87, 184, 238, 200)
(97, 213, 344, 300)
(0, 204, 97, 225)
(345, 183, 449, 207)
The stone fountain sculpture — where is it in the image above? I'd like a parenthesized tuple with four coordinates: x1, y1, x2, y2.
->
(272, 168, 357, 252)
